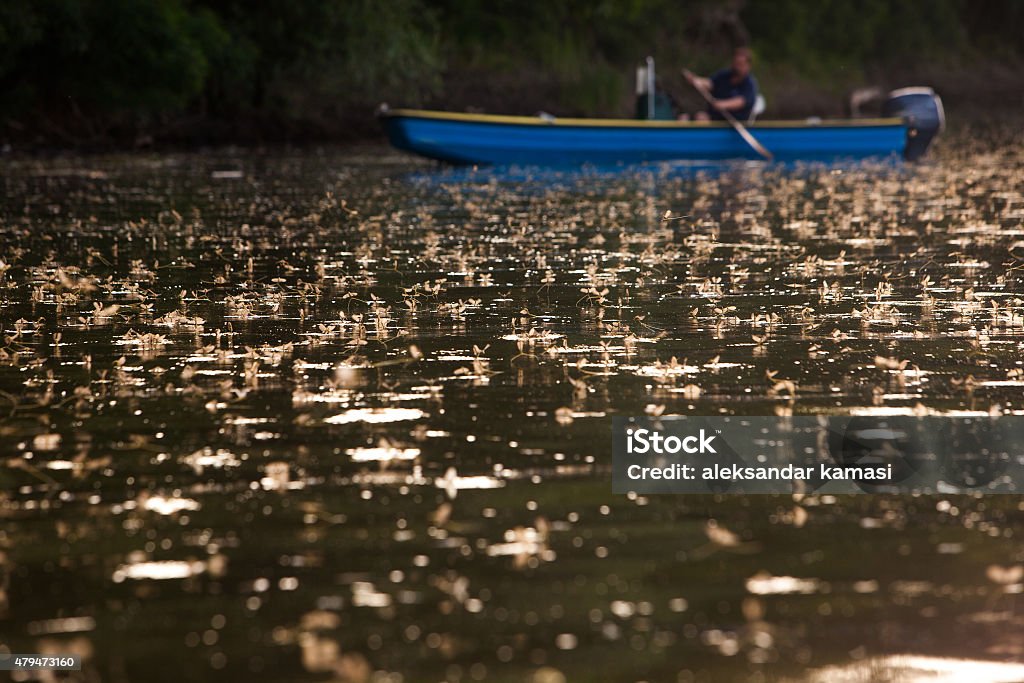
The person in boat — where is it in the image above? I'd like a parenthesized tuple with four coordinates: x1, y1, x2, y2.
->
(681, 46, 758, 121)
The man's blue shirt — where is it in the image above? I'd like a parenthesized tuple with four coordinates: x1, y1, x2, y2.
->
(708, 69, 758, 121)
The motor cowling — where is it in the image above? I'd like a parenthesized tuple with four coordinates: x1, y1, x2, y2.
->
(882, 87, 944, 161)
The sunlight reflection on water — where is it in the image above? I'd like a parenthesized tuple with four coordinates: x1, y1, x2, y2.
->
(1, 139, 1023, 680)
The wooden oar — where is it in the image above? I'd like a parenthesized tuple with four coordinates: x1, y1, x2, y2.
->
(685, 73, 772, 160)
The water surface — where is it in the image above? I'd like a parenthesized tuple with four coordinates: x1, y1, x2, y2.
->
(1, 141, 1023, 681)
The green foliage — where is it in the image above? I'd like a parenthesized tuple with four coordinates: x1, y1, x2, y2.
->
(0, 0, 1021, 141)
(207, 0, 441, 115)
(0, 0, 216, 115)
(0, 0, 443, 134)
(741, 0, 967, 77)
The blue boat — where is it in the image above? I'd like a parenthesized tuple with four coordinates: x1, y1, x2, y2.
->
(379, 88, 943, 166)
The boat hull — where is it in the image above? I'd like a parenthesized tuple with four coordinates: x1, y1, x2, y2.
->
(380, 109, 909, 166)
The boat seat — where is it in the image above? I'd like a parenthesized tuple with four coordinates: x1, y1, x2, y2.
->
(748, 94, 766, 122)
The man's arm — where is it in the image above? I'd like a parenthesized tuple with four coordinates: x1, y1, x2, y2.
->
(681, 69, 712, 91)
(716, 77, 756, 112)
(712, 95, 747, 111)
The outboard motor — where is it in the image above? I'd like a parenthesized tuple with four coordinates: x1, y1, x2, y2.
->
(635, 57, 676, 121)
(882, 87, 945, 161)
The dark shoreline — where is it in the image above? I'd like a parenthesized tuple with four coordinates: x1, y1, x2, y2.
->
(3, 59, 1021, 155)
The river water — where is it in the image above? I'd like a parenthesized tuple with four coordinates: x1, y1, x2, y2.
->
(1, 138, 1023, 681)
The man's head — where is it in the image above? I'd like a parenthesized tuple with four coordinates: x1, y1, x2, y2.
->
(732, 46, 753, 78)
